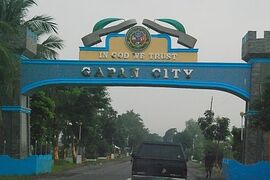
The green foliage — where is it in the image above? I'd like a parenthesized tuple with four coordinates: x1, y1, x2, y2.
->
(198, 110, 230, 143)
(85, 143, 98, 159)
(30, 91, 55, 151)
(97, 139, 111, 157)
(116, 110, 149, 150)
(43, 86, 161, 159)
(203, 140, 228, 162)
(98, 106, 117, 144)
(36, 35, 64, 59)
(197, 110, 232, 163)
(215, 117, 230, 142)
(25, 15, 58, 34)
(231, 126, 242, 161)
(198, 110, 215, 140)
(0, 0, 63, 66)
(54, 86, 111, 156)
(52, 159, 76, 173)
(0, 0, 63, 149)
(172, 119, 205, 160)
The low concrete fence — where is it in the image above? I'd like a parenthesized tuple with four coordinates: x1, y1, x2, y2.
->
(0, 155, 52, 175)
(223, 159, 270, 180)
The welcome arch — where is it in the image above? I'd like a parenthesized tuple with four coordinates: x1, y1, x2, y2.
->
(21, 60, 251, 101)
(1, 18, 270, 175)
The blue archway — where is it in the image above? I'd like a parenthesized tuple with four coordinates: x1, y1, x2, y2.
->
(21, 60, 251, 100)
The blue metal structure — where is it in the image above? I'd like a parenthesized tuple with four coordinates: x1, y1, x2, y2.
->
(223, 159, 270, 180)
(0, 155, 52, 175)
(21, 60, 251, 100)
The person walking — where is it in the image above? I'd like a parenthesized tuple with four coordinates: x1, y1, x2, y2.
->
(204, 151, 215, 179)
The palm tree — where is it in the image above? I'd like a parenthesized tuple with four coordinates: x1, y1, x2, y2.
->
(0, 0, 63, 100)
(1, 0, 63, 59)
(0, 0, 63, 153)
(36, 35, 64, 59)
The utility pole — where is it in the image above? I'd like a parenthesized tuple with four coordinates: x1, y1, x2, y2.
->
(210, 96, 213, 112)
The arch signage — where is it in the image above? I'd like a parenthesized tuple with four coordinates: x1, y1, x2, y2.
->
(80, 18, 198, 62)
(21, 60, 250, 100)
(21, 18, 251, 100)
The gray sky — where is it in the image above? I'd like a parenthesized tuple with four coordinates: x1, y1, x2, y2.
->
(29, 0, 270, 136)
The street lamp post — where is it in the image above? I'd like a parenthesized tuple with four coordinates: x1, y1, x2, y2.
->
(192, 134, 198, 160)
(77, 122, 82, 164)
(45, 141, 48, 154)
(67, 121, 83, 163)
(79, 123, 82, 143)
(3, 140, 6, 154)
(240, 112, 246, 141)
(35, 140, 37, 155)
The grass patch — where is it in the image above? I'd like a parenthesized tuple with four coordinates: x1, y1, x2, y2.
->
(52, 159, 77, 173)
(0, 160, 78, 180)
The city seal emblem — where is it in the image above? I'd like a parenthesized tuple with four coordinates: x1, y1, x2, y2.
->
(125, 26, 151, 52)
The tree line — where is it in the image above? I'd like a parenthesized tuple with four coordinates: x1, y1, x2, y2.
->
(30, 87, 162, 161)
(163, 110, 239, 163)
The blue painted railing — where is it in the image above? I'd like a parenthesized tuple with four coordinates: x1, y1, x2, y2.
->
(223, 159, 270, 180)
(0, 155, 52, 175)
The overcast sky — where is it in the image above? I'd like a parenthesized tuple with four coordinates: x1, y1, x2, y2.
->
(28, 0, 270, 136)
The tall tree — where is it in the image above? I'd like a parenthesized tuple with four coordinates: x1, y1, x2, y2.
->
(0, 0, 63, 103)
(98, 106, 117, 145)
(30, 91, 55, 154)
(0, 0, 61, 60)
(198, 110, 215, 140)
(198, 109, 231, 162)
(116, 110, 148, 151)
(55, 86, 111, 160)
(173, 119, 204, 160)
(215, 117, 230, 144)
(198, 110, 230, 143)
(231, 126, 242, 161)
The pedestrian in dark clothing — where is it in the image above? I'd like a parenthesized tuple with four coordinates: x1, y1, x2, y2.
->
(204, 151, 215, 179)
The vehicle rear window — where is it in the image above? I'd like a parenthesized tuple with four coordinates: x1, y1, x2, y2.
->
(137, 144, 184, 160)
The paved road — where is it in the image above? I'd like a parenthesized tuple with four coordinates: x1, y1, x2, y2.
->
(36, 159, 225, 180)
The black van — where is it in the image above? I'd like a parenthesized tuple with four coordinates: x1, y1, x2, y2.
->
(131, 141, 187, 179)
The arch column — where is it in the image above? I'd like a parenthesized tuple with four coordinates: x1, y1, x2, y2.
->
(1, 95, 31, 158)
(242, 31, 270, 163)
(0, 27, 36, 158)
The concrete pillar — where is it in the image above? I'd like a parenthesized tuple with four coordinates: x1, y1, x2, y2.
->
(242, 31, 270, 163)
(0, 27, 35, 159)
(1, 96, 31, 158)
